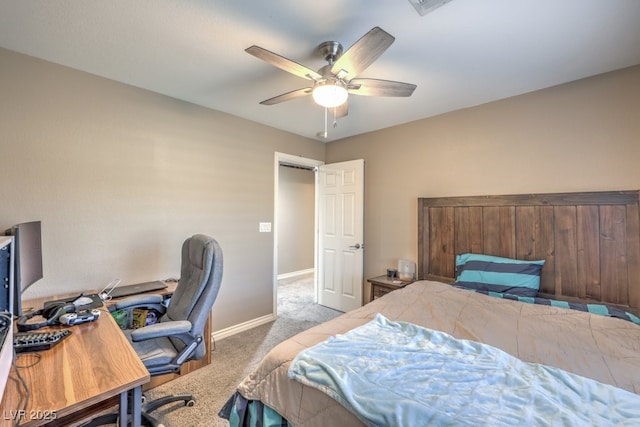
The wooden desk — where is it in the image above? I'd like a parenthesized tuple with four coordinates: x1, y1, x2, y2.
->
(0, 304, 149, 427)
(19, 281, 212, 390)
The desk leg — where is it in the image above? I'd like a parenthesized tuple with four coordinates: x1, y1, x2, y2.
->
(119, 391, 128, 427)
(118, 386, 142, 427)
(131, 386, 142, 427)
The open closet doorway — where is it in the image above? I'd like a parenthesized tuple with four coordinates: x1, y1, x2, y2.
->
(273, 153, 365, 317)
(273, 153, 323, 318)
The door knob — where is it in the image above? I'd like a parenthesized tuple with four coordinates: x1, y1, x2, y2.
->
(349, 243, 363, 249)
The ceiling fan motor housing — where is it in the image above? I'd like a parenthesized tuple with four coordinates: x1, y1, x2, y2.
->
(317, 41, 343, 64)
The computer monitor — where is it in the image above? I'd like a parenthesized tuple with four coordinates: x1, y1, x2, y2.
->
(4, 221, 43, 316)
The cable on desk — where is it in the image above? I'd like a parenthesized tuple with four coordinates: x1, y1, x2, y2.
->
(12, 348, 31, 427)
(15, 352, 42, 368)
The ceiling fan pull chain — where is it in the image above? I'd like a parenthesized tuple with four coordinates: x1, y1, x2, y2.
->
(315, 107, 328, 139)
(325, 107, 329, 134)
(333, 107, 338, 129)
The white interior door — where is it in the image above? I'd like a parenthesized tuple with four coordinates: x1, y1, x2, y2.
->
(317, 159, 364, 312)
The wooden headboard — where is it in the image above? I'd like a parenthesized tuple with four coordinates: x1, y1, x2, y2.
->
(418, 191, 640, 314)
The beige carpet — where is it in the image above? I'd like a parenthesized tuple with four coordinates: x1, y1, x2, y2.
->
(140, 273, 342, 427)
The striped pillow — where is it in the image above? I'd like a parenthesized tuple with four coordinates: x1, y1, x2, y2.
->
(455, 253, 545, 297)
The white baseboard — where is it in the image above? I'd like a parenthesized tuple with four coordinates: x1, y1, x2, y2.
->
(277, 268, 314, 280)
(211, 268, 315, 342)
(212, 313, 276, 342)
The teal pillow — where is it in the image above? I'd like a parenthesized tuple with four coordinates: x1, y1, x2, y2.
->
(455, 253, 545, 297)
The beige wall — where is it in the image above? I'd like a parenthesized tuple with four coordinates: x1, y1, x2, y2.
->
(277, 166, 315, 275)
(326, 65, 640, 285)
(0, 47, 325, 331)
(3, 44, 639, 333)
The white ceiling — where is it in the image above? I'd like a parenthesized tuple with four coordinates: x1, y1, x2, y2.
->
(1, 1, 639, 143)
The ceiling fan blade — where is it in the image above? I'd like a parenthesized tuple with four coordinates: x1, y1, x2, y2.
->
(330, 27, 395, 79)
(349, 78, 416, 97)
(246, 45, 322, 81)
(259, 87, 313, 105)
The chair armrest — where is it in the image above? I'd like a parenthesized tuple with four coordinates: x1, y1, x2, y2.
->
(114, 294, 165, 310)
(130, 320, 192, 342)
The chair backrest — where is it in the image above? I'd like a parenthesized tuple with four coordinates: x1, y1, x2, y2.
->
(163, 234, 223, 360)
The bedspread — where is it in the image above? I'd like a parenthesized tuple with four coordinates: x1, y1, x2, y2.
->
(289, 313, 640, 426)
(232, 280, 640, 426)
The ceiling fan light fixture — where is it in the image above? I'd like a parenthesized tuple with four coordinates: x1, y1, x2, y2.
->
(312, 80, 348, 108)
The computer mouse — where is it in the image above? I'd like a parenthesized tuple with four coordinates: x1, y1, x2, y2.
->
(73, 296, 94, 307)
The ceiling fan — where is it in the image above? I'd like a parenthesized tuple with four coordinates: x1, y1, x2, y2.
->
(245, 27, 417, 119)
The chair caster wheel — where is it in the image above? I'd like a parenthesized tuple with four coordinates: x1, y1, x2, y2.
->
(186, 399, 195, 407)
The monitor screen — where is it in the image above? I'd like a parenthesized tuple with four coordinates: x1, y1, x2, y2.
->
(5, 221, 43, 315)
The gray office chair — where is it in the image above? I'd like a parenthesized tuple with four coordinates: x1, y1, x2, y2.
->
(82, 234, 223, 427)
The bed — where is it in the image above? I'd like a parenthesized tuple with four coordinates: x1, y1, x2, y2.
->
(220, 190, 640, 426)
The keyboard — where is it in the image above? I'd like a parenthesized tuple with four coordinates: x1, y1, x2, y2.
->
(13, 329, 72, 353)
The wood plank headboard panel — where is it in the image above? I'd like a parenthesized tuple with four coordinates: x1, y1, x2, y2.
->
(418, 191, 640, 312)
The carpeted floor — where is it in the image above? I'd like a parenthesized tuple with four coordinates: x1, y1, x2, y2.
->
(140, 272, 341, 427)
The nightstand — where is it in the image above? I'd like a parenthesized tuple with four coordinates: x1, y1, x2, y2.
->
(368, 275, 414, 302)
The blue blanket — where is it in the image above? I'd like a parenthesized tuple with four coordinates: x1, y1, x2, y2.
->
(288, 314, 640, 426)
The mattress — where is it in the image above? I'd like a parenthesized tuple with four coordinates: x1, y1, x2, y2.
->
(223, 280, 640, 426)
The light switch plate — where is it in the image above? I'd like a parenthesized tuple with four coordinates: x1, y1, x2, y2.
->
(259, 222, 272, 233)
